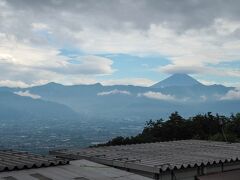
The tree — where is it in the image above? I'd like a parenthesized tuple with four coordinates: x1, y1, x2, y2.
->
(95, 112, 240, 147)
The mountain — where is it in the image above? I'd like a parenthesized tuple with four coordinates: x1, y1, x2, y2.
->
(0, 76, 239, 152)
(0, 74, 237, 122)
(20, 78, 233, 119)
(151, 73, 202, 88)
(0, 91, 78, 122)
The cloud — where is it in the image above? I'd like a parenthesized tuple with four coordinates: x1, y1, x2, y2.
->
(0, 79, 51, 88)
(14, 90, 41, 99)
(157, 65, 207, 74)
(31, 23, 50, 31)
(0, 33, 115, 85)
(62, 20, 240, 78)
(0, 0, 240, 85)
(157, 64, 240, 78)
(138, 91, 176, 101)
(0, 34, 114, 74)
(0, 80, 30, 88)
(97, 89, 131, 96)
(101, 78, 156, 87)
(200, 95, 207, 102)
(5, 0, 240, 32)
(220, 88, 240, 100)
(55, 55, 115, 75)
(197, 79, 217, 86)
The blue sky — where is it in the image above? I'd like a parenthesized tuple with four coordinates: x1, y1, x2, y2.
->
(0, 0, 239, 87)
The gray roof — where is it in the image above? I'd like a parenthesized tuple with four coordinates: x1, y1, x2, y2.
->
(0, 159, 151, 180)
(51, 140, 240, 173)
(0, 150, 68, 172)
(198, 169, 240, 180)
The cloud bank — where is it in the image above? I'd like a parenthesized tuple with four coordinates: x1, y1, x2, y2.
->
(14, 90, 41, 99)
(138, 91, 176, 101)
(220, 88, 240, 100)
(97, 89, 131, 96)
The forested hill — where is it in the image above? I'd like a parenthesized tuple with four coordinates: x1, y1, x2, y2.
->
(97, 112, 240, 146)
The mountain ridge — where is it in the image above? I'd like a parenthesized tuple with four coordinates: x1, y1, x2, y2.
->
(0, 74, 237, 121)
(1, 74, 226, 89)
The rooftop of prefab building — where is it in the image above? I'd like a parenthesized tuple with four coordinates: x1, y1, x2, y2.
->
(0, 150, 151, 180)
(51, 140, 240, 173)
(0, 159, 151, 180)
(0, 150, 69, 172)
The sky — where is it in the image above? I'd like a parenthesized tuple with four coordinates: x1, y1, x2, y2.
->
(0, 0, 240, 88)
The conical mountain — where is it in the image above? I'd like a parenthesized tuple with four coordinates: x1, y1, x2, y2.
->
(151, 73, 202, 88)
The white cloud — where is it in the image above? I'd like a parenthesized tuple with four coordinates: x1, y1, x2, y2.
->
(156, 64, 207, 75)
(156, 64, 240, 78)
(220, 88, 240, 100)
(138, 91, 176, 101)
(97, 89, 131, 96)
(0, 34, 114, 74)
(0, 33, 115, 85)
(0, 79, 52, 88)
(197, 79, 219, 86)
(31, 23, 50, 31)
(57, 55, 115, 75)
(200, 95, 207, 102)
(14, 90, 41, 99)
(214, 18, 240, 36)
(66, 20, 240, 82)
(71, 22, 240, 66)
(0, 80, 30, 88)
(101, 78, 156, 87)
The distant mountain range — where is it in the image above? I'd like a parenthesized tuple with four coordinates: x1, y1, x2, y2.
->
(0, 74, 239, 123)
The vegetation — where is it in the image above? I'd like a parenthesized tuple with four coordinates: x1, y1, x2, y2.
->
(97, 112, 240, 146)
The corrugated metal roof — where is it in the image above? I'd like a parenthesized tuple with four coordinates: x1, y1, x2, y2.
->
(51, 140, 240, 173)
(0, 159, 151, 180)
(0, 150, 69, 172)
(197, 169, 240, 180)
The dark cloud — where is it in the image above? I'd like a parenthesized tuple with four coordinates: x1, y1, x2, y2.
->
(1, 0, 240, 48)
(1, 0, 240, 86)
(4, 0, 240, 31)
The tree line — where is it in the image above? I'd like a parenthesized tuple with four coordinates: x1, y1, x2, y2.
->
(96, 112, 240, 146)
